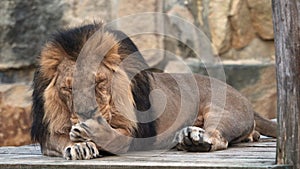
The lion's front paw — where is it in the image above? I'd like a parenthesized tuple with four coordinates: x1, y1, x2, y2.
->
(64, 141, 100, 160)
(175, 126, 212, 152)
(70, 123, 90, 142)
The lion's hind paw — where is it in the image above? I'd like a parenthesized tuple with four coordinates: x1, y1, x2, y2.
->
(175, 126, 212, 152)
(64, 141, 100, 160)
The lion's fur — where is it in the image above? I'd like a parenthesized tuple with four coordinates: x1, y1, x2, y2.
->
(31, 23, 152, 150)
(31, 23, 276, 157)
(43, 73, 71, 134)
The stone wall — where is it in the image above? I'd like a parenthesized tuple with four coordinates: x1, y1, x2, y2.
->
(0, 84, 32, 146)
(0, 0, 276, 146)
(162, 0, 276, 120)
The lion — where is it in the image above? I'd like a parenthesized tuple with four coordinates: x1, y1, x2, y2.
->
(31, 23, 277, 160)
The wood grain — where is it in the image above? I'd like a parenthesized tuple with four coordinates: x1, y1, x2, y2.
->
(0, 139, 292, 169)
(272, 0, 300, 168)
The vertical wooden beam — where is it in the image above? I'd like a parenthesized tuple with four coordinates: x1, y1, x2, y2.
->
(272, 0, 300, 168)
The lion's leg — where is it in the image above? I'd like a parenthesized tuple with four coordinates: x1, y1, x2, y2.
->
(175, 126, 211, 152)
(42, 134, 71, 157)
(67, 119, 132, 156)
(42, 132, 99, 160)
(57, 124, 100, 160)
(175, 106, 254, 152)
(175, 109, 230, 152)
(175, 126, 228, 152)
(200, 114, 231, 152)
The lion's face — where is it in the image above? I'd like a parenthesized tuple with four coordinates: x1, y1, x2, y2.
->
(55, 58, 116, 125)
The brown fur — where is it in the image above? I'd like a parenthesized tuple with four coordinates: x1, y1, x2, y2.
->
(40, 29, 137, 137)
(31, 23, 277, 159)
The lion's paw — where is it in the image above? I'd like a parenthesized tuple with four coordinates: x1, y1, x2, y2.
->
(64, 141, 100, 160)
(175, 126, 212, 152)
(70, 123, 90, 142)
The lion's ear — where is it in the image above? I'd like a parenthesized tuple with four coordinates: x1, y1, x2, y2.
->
(40, 43, 65, 80)
(102, 45, 123, 71)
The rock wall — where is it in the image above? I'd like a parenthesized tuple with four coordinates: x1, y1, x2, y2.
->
(0, 0, 276, 146)
(162, 0, 276, 121)
(0, 84, 32, 146)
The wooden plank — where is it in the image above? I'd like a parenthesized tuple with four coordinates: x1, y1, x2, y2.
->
(0, 139, 292, 169)
(272, 0, 300, 168)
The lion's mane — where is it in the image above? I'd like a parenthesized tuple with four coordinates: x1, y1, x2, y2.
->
(31, 23, 156, 150)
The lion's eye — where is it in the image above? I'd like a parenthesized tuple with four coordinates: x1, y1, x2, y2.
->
(61, 86, 72, 92)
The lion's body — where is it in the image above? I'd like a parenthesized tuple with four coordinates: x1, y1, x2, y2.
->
(150, 73, 254, 143)
(31, 23, 276, 160)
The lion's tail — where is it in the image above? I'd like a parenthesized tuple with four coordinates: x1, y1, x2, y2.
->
(254, 112, 277, 138)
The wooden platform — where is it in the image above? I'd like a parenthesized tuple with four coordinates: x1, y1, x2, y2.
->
(0, 138, 291, 169)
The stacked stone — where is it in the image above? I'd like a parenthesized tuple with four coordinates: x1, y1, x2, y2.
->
(162, 0, 276, 120)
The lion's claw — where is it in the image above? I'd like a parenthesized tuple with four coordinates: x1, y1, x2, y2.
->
(64, 141, 100, 160)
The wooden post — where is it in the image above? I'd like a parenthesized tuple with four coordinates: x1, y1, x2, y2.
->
(272, 0, 300, 168)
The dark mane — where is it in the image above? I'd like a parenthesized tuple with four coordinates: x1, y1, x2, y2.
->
(109, 29, 158, 139)
(31, 23, 157, 149)
(31, 23, 103, 146)
(30, 68, 50, 146)
(51, 24, 102, 60)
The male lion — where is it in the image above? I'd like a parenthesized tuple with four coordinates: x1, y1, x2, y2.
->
(31, 23, 276, 160)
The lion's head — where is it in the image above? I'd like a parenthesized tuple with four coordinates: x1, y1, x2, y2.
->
(31, 23, 152, 147)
